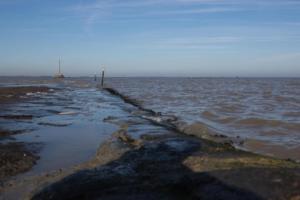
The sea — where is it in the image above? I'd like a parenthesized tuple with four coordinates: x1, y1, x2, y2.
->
(1, 77, 299, 161)
(108, 77, 300, 160)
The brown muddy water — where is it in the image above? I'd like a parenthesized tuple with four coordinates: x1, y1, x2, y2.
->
(107, 77, 300, 161)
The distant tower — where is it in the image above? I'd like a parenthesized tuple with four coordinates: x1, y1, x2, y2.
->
(54, 58, 65, 79)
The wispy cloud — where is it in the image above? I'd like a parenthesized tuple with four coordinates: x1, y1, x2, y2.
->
(69, 0, 242, 31)
(157, 36, 241, 48)
(175, 0, 300, 6)
(127, 33, 300, 50)
(152, 7, 240, 15)
(68, 0, 300, 34)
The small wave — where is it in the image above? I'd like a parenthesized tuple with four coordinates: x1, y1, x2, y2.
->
(142, 114, 177, 124)
(217, 117, 237, 124)
(285, 123, 300, 132)
(26, 92, 47, 96)
(142, 115, 162, 123)
(216, 104, 245, 113)
(59, 111, 78, 115)
(236, 118, 300, 132)
(260, 130, 288, 136)
(275, 95, 300, 104)
(283, 112, 300, 117)
(201, 111, 218, 120)
(236, 118, 284, 127)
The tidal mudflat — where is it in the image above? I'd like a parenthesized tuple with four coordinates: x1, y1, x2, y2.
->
(0, 77, 300, 200)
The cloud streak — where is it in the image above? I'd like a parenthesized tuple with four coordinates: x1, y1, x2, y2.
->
(152, 7, 240, 15)
(69, 0, 242, 29)
(69, 0, 300, 30)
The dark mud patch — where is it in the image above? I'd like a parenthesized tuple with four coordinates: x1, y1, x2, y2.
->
(0, 115, 33, 120)
(0, 86, 50, 96)
(0, 129, 24, 138)
(0, 86, 54, 104)
(0, 142, 42, 181)
(38, 122, 72, 127)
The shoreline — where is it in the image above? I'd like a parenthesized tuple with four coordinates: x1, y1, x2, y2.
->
(32, 117, 300, 200)
(1, 85, 300, 199)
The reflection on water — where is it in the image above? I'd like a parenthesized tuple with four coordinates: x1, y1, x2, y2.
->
(0, 78, 132, 175)
(108, 77, 300, 160)
(16, 124, 114, 174)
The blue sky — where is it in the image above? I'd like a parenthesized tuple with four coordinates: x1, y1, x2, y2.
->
(0, 0, 300, 77)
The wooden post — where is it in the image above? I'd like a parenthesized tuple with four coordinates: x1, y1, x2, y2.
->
(101, 68, 105, 87)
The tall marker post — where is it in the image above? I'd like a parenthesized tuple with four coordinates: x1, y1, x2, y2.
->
(101, 67, 105, 88)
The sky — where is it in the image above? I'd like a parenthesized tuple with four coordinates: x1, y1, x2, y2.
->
(0, 0, 300, 77)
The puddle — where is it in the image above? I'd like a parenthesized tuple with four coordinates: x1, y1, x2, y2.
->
(16, 122, 115, 174)
(0, 84, 132, 177)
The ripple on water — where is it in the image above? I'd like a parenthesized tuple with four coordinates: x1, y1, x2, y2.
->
(107, 77, 300, 160)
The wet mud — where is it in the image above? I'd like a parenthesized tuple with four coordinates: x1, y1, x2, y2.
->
(32, 127, 300, 200)
(0, 142, 41, 181)
(0, 129, 24, 138)
(0, 86, 52, 104)
(0, 86, 54, 182)
(29, 87, 300, 200)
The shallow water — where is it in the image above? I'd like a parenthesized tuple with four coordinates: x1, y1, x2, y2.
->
(0, 78, 131, 176)
(107, 77, 300, 160)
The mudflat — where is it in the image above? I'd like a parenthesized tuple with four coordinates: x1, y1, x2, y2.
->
(0, 86, 51, 104)
(0, 87, 50, 182)
(0, 141, 41, 181)
(1, 82, 300, 200)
